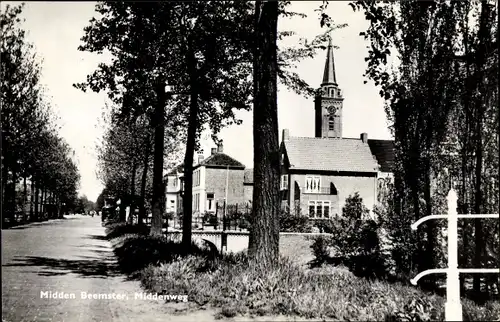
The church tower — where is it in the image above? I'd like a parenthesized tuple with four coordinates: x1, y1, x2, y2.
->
(314, 37, 343, 138)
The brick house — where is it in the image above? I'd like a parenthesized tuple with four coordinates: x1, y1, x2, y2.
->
(279, 37, 394, 218)
(243, 169, 253, 205)
(165, 143, 247, 216)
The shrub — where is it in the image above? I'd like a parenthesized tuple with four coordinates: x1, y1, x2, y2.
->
(202, 212, 218, 226)
(313, 219, 336, 233)
(279, 209, 312, 233)
(310, 235, 333, 265)
(164, 212, 175, 220)
(386, 297, 443, 322)
(310, 193, 389, 278)
(105, 223, 150, 240)
(238, 218, 250, 230)
(110, 233, 211, 275)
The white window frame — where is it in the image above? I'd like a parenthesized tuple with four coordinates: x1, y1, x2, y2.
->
(280, 174, 288, 190)
(305, 176, 321, 193)
(308, 200, 331, 219)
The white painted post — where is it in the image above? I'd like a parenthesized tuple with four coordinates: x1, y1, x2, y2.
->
(445, 189, 462, 322)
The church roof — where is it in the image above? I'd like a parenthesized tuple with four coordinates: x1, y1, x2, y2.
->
(367, 139, 395, 173)
(283, 136, 379, 173)
(322, 37, 337, 85)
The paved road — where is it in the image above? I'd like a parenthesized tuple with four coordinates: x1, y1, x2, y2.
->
(1, 215, 176, 322)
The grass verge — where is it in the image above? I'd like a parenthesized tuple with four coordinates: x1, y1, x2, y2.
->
(106, 223, 500, 321)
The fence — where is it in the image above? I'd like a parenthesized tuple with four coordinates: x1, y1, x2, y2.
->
(410, 188, 500, 322)
(164, 230, 332, 255)
(169, 202, 252, 231)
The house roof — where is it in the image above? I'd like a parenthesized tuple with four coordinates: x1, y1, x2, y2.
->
(198, 153, 245, 169)
(368, 139, 395, 173)
(283, 136, 379, 173)
(244, 169, 253, 184)
(165, 152, 245, 177)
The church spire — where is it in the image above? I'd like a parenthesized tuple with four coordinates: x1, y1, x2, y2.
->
(321, 36, 337, 86)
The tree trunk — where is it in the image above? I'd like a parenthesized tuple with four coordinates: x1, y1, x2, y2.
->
(248, 0, 280, 270)
(23, 175, 27, 222)
(128, 162, 138, 224)
(34, 180, 39, 221)
(424, 160, 436, 289)
(150, 78, 166, 237)
(1, 159, 8, 218)
(10, 165, 18, 223)
(30, 176, 35, 221)
(472, 0, 492, 298)
(409, 168, 425, 274)
(41, 187, 45, 220)
(139, 139, 152, 226)
(182, 40, 200, 251)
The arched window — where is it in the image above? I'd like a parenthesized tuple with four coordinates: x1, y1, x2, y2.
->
(328, 116, 335, 131)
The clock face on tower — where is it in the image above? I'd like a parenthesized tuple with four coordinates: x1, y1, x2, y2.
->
(324, 102, 337, 115)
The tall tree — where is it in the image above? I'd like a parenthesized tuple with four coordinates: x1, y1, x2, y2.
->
(350, 0, 498, 296)
(471, 0, 495, 298)
(2, 4, 80, 225)
(248, 0, 280, 269)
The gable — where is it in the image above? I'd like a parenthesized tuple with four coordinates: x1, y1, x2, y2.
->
(368, 139, 395, 173)
(280, 141, 291, 169)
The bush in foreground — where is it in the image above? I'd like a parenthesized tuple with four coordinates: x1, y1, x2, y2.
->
(139, 250, 499, 320)
(106, 224, 213, 276)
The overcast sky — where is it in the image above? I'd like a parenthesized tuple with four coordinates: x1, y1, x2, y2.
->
(6, 1, 392, 202)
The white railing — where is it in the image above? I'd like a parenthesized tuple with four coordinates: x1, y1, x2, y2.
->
(410, 189, 499, 322)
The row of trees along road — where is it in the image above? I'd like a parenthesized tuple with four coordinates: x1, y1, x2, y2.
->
(95, 107, 183, 225)
(349, 0, 498, 299)
(76, 1, 342, 269)
(1, 4, 81, 226)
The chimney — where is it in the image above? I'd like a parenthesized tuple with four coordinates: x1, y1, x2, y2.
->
(217, 142, 223, 153)
(282, 129, 290, 142)
(211, 148, 217, 155)
(360, 132, 368, 143)
(198, 153, 204, 164)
